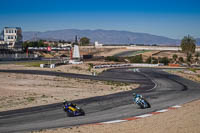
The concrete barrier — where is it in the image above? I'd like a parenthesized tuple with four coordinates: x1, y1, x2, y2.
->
(94, 63, 160, 69)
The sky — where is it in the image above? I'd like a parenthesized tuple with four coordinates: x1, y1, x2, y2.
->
(0, 0, 200, 39)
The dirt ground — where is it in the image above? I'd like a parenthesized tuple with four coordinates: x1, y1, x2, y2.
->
(153, 51, 186, 59)
(166, 69, 200, 83)
(0, 64, 139, 112)
(0, 62, 101, 75)
(33, 99, 200, 133)
(80, 48, 133, 57)
(141, 51, 160, 60)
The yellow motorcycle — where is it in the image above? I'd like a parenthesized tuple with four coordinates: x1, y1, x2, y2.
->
(63, 101, 85, 117)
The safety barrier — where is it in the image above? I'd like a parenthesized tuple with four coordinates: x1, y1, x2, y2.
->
(93, 63, 160, 69)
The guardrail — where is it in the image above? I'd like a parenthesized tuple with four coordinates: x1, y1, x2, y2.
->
(93, 63, 161, 69)
(28, 47, 71, 51)
(40, 62, 66, 68)
(0, 53, 39, 61)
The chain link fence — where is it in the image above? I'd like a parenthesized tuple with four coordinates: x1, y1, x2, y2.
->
(0, 53, 39, 61)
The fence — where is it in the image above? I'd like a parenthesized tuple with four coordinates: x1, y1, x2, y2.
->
(0, 53, 38, 61)
(93, 63, 160, 69)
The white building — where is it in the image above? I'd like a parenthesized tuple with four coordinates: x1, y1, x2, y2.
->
(1, 27, 23, 49)
(95, 41, 103, 47)
(57, 42, 72, 48)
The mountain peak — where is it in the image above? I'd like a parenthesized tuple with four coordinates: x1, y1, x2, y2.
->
(23, 29, 199, 45)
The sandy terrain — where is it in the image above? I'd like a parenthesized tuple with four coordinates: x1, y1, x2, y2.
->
(33, 99, 200, 133)
(95, 49, 133, 57)
(0, 63, 93, 75)
(80, 48, 133, 57)
(0, 64, 138, 112)
(166, 69, 200, 83)
(0, 61, 111, 75)
(141, 51, 160, 60)
(153, 51, 186, 59)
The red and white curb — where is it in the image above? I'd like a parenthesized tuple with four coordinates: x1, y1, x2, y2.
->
(93, 105, 182, 125)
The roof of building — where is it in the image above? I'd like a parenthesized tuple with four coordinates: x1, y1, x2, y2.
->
(4, 27, 21, 30)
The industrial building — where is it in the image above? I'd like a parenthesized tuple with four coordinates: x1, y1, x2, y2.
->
(0, 27, 23, 50)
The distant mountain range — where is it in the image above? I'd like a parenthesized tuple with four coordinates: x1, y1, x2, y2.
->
(23, 29, 200, 46)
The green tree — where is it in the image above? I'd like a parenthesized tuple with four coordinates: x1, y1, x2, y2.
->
(181, 35, 196, 54)
(80, 37, 90, 46)
(152, 57, 158, 64)
(159, 57, 170, 65)
(105, 56, 119, 62)
(178, 57, 184, 63)
(187, 53, 192, 62)
(130, 55, 143, 63)
(172, 54, 178, 63)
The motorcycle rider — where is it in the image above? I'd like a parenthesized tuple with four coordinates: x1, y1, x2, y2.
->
(63, 100, 77, 108)
(133, 93, 143, 104)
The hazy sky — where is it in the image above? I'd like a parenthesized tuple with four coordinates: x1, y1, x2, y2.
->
(0, 0, 200, 39)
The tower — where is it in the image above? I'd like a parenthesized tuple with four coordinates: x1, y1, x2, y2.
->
(3, 27, 23, 49)
(72, 35, 80, 60)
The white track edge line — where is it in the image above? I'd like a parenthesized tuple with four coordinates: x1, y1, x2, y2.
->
(102, 120, 127, 124)
(136, 114, 153, 118)
(171, 105, 182, 108)
(156, 109, 169, 113)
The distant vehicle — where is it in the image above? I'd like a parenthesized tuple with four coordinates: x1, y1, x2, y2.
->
(133, 93, 151, 109)
(63, 101, 85, 117)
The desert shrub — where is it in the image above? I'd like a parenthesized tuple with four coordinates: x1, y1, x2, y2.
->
(178, 57, 184, 63)
(130, 54, 143, 63)
(152, 57, 158, 64)
(146, 56, 152, 63)
(159, 57, 170, 65)
(105, 56, 119, 62)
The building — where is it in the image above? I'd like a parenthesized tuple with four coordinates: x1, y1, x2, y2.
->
(58, 42, 72, 48)
(0, 27, 23, 49)
(95, 41, 103, 47)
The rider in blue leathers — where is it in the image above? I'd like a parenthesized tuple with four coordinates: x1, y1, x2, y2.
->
(133, 93, 143, 104)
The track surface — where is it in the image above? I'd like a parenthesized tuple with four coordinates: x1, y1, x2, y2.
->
(0, 68, 200, 133)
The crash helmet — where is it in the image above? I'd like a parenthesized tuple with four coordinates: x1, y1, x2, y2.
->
(63, 99, 68, 105)
(132, 93, 136, 97)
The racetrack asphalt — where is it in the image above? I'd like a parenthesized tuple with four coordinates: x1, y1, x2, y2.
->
(0, 68, 200, 133)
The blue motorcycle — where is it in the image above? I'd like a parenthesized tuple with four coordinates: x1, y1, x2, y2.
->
(133, 94, 151, 109)
(63, 101, 85, 117)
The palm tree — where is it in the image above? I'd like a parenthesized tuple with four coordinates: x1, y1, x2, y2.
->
(181, 35, 196, 64)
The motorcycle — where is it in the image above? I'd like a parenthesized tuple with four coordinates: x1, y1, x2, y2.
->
(63, 101, 85, 117)
(133, 95, 151, 109)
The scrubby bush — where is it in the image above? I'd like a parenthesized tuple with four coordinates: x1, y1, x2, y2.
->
(172, 54, 178, 62)
(178, 57, 184, 63)
(152, 57, 158, 64)
(105, 56, 119, 62)
(130, 54, 143, 63)
(146, 56, 152, 63)
(159, 57, 170, 65)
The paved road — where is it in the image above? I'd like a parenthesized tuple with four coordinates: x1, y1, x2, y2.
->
(0, 68, 200, 133)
